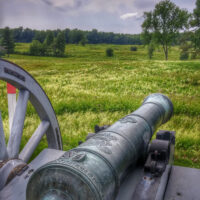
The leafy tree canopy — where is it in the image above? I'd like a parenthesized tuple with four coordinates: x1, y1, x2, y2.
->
(0, 27, 15, 57)
(53, 31, 66, 57)
(190, 0, 200, 52)
(142, 0, 190, 60)
(44, 31, 54, 46)
(191, 0, 200, 27)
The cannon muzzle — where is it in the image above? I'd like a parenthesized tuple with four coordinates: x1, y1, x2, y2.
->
(26, 93, 173, 200)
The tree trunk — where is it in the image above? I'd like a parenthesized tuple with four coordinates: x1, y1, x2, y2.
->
(162, 44, 168, 60)
(165, 47, 168, 60)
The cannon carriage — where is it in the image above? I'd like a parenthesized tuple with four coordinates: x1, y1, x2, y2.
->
(0, 59, 200, 200)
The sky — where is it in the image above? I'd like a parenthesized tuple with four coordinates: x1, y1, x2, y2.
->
(0, 0, 197, 34)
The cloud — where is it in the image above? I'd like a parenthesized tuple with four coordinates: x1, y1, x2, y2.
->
(0, 1, 4, 26)
(30, 0, 135, 14)
(41, 0, 82, 9)
(41, 0, 53, 6)
(134, 0, 158, 10)
(120, 12, 140, 20)
(0, 0, 197, 34)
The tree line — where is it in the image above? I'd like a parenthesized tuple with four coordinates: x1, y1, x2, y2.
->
(0, 27, 142, 57)
(0, 0, 200, 59)
(0, 27, 142, 45)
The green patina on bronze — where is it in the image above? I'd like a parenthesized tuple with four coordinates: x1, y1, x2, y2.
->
(26, 94, 173, 200)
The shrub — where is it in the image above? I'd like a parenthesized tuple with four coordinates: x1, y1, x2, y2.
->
(180, 51, 189, 60)
(130, 46, 137, 51)
(191, 52, 197, 59)
(106, 48, 114, 57)
(179, 42, 191, 60)
(29, 40, 47, 56)
(79, 37, 88, 46)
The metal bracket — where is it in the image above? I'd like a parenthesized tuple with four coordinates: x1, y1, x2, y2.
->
(94, 125, 110, 133)
(132, 130, 175, 200)
(144, 130, 175, 177)
(83, 124, 110, 142)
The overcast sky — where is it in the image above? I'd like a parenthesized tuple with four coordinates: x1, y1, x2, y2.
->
(0, 0, 196, 34)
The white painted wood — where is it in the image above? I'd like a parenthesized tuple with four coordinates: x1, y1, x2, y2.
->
(7, 90, 30, 159)
(7, 93, 16, 134)
(0, 112, 8, 160)
(19, 121, 50, 163)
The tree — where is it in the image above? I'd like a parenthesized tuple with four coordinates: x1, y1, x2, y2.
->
(87, 29, 99, 44)
(179, 32, 192, 60)
(191, 0, 200, 27)
(0, 46, 6, 57)
(53, 32, 66, 56)
(142, 0, 190, 60)
(44, 31, 54, 46)
(29, 40, 46, 56)
(29, 32, 65, 57)
(69, 29, 84, 44)
(64, 28, 70, 43)
(79, 35, 88, 46)
(34, 31, 46, 43)
(1, 27, 15, 57)
(148, 42, 155, 59)
(44, 31, 54, 55)
(13, 26, 23, 42)
(191, 0, 200, 54)
(21, 28, 35, 42)
(29, 40, 41, 56)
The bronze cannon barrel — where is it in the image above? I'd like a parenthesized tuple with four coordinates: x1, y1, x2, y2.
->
(27, 93, 173, 200)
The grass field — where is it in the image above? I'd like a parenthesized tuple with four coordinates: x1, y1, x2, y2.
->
(1, 43, 200, 168)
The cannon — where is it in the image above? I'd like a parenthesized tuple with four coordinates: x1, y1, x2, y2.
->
(0, 59, 200, 200)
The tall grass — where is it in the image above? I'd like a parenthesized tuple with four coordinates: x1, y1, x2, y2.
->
(0, 43, 200, 168)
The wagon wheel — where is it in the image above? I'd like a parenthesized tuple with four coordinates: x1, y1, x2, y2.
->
(0, 59, 62, 188)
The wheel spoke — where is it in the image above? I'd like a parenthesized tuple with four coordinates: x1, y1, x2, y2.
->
(0, 60, 62, 165)
(0, 111, 8, 160)
(19, 121, 50, 163)
(7, 90, 30, 159)
(7, 93, 16, 134)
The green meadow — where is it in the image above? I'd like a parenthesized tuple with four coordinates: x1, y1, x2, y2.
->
(1, 43, 200, 168)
